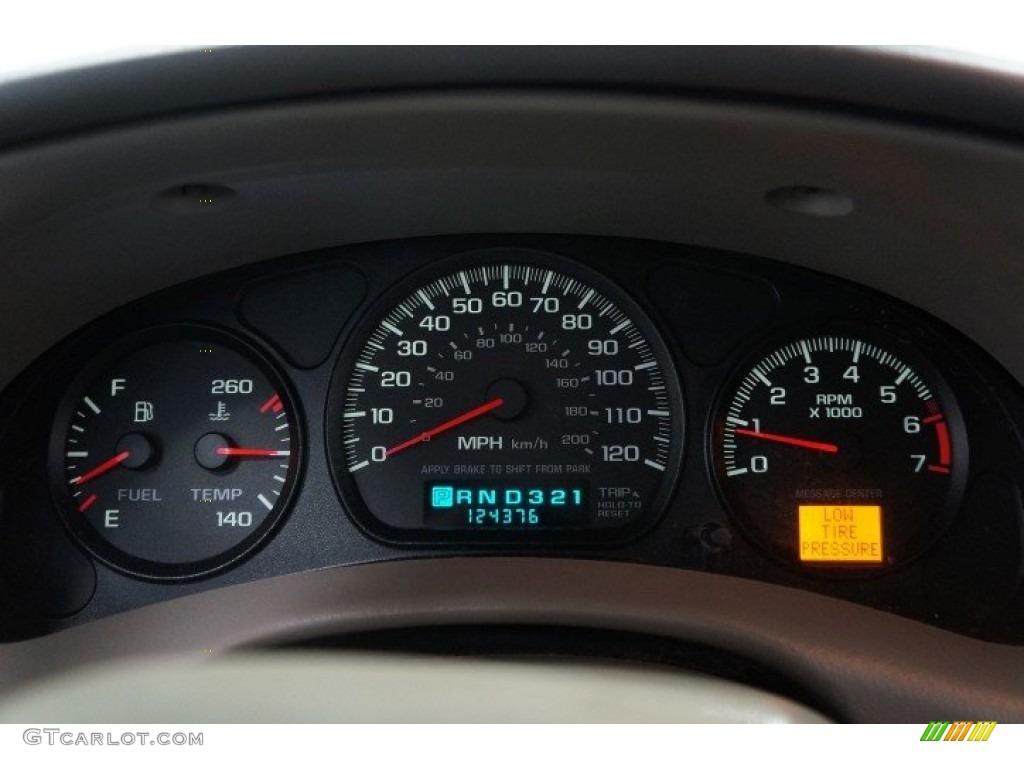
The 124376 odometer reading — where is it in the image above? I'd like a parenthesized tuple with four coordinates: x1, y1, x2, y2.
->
(425, 482, 588, 528)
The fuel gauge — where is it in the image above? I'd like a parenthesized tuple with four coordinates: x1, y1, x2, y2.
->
(50, 328, 301, 579)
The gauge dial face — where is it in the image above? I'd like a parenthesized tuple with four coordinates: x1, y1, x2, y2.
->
(713, 333, 967, 568)
(51, 331, 300, 579)
(329, 256, 684, 542)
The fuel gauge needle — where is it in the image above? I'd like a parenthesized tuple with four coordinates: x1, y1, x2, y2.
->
(70, 450, 131, 485)
(734, 428, 839, 454)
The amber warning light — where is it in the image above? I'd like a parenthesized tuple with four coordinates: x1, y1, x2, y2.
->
(798, 505, 883, 563)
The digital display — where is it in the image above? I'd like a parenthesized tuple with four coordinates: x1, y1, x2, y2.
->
(425, 481, 588, 529)
(798, 505, 884, 563)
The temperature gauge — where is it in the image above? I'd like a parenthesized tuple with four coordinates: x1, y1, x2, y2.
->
(50, 329, 301, 579)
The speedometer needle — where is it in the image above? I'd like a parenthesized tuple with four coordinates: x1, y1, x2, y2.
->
(70, 450, 131, 485)
(734, 428, 839, 453)
(385, 397, 505, 457)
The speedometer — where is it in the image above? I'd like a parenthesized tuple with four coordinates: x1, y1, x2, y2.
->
(327, 251, 684, 543)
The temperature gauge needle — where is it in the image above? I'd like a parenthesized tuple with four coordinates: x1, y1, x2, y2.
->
(215, 447, 290, 458)
(386, 397, 505, 457)
(734, 428, 839, 454)
(70, 450, 131, 485)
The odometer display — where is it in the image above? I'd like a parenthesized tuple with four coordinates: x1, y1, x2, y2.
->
(712, 333, 967, 568)
(424, 481, 588, 529)
(329, 255, 684, 541)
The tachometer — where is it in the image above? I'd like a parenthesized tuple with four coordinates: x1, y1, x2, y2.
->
(328, 252, 684, 542)
(712, 331, 967, 569)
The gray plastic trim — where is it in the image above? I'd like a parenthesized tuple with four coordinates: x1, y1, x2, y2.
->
(0, 558, 1021, 723)
(5, 46, 1024, 149)
(3, 92, 1024, 391)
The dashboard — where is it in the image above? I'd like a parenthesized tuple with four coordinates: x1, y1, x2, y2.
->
(2, 46, 1024, 723)
(2, 232, 1022, 642)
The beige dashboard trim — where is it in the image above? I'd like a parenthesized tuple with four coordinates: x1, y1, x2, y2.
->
(1, 558, 1021, 722)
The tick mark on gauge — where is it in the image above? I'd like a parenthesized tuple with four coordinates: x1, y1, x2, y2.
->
(381, 321, 403, 336)
(83, 397, 101, 414)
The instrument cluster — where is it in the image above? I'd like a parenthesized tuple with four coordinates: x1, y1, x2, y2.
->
(1, 235, 1023, 643)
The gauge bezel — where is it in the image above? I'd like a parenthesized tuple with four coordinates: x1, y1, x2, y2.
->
(708, 322, 970, 576)
(325, 248, 687, 546)
(48, 324, 305, 581)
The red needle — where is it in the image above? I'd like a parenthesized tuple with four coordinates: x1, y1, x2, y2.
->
(734, 428, 839, 454)
(386, 397, 505, 457)
(215, 447, 290, 457)
(71, 450, 131, 485)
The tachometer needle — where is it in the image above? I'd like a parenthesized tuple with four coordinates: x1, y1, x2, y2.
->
(734, 428, 839, 453)
(70, 450, 131, 485)
(214, 447, 291, 458)
(385, 397, 505, 457)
